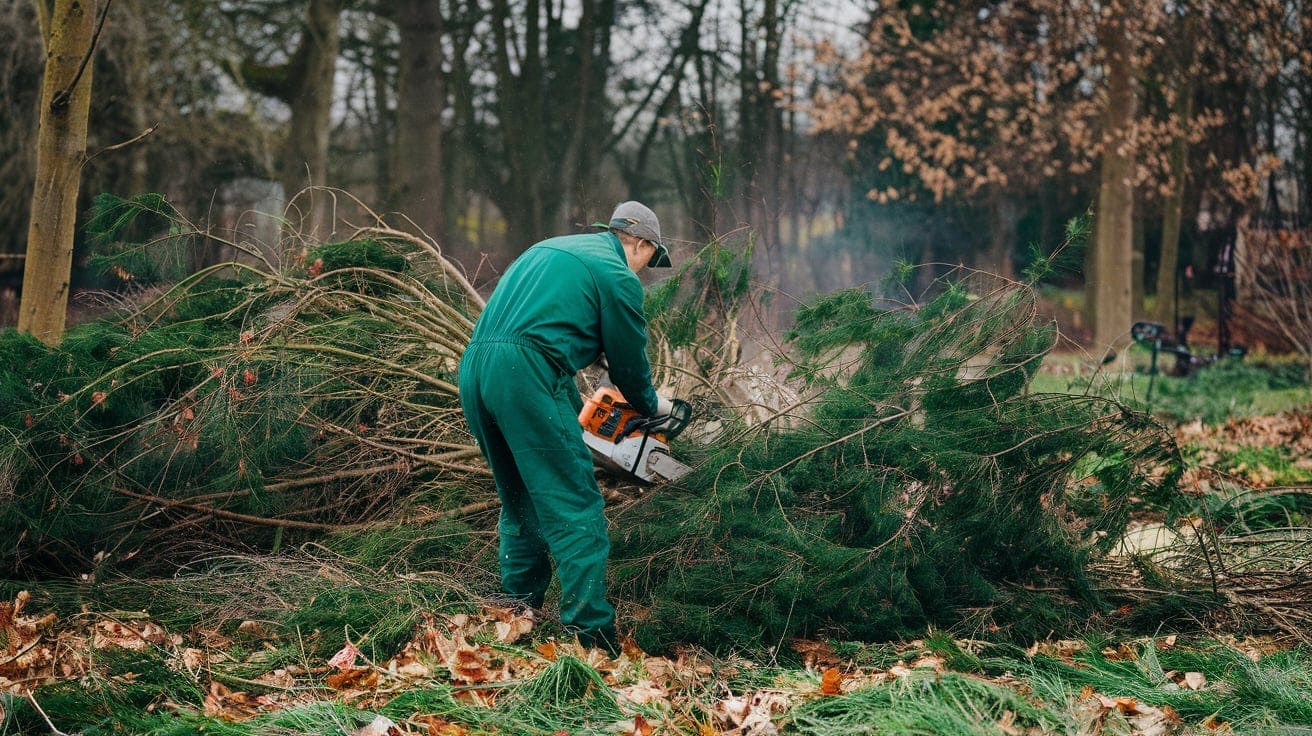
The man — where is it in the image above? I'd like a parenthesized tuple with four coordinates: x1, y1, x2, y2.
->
(457, 201, 674, 654)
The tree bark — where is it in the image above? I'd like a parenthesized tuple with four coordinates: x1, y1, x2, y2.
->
(393, 0, 447, 251)
(1090, 6, 1138, 354)
(247, 0, 338, 240)
(986, 186, 1017, 279)
(1154, 77, 1194, 325)
(19, 0, 98, 345)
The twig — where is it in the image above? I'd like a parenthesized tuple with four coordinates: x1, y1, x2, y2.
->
(83, 123, 159, 167)
(208, 668, 324, 693)
(25, 692, 79, 736)
(50, 0, 113, 111)
(765, 408, 912, 476)
(0, 636, 42, 668)
(112, 486, 361, 531)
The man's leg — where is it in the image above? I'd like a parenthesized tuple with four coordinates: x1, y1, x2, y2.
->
(458, 346, 552, 608)
(503, 374, 617, 651)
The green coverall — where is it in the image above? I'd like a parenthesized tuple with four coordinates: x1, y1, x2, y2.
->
(457, 230, 659, 651)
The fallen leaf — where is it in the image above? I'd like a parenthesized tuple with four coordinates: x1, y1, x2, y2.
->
(888, 663, 913, 678)
(493, 614, 534, 643)
(412, 715, 470, 736)
(449, 645, 499, 684)
(328, 642, 362, 672)
(1101, 643, 1138, 661)
(790, 638, 841, 669)
(820, 667, 843, 695)
(1202, 714, 1231, 731)
(203, 680, 271, 721)
(236, 620, 268, 639)
(326, 667, 379, 690)
(616, 680, 668, 707)
(911, 654, 945, 671)
(352, 714, 402, 736)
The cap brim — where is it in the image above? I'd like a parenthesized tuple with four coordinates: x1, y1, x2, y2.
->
(647, 242, 671, 268)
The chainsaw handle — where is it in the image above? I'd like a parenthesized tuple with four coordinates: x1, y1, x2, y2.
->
(618, 398, 692, 440)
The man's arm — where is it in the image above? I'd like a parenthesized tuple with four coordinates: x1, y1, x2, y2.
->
(598, 273, 660, 416)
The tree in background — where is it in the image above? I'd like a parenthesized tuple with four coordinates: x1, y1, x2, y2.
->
(810, 1, 1100, 280)
(444, 0, 618, 260)
(0, 2, 44, 261)
(19, 0, 104, 345)
(4, 0, 1309, 337)
(390, 0, 446, 249)
(809, 0, 1306, 351)
(1087, 0, 1144, 353)
(229, 0, 344, 240)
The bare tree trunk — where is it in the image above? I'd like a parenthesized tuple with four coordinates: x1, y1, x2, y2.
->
(246, 0, 341, 241)
(1132, 198, 1145, 320)
(394, 0, 446, 248)
(1154, 81, 1193, 326)
(1090, 7, 1138, 354)
(120, 0, 148, 196)
(986, 186, 1017, 279)
(19, 0, 98, 345)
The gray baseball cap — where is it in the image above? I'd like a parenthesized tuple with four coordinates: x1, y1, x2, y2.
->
(608, 201, 671, 268)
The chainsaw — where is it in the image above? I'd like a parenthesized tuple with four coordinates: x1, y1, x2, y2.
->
(578, 386, 693, 484)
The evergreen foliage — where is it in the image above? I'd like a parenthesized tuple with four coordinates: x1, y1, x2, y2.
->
(1, 194, 489, 576)
(783, 671, 1064, 734)
(612, 269, 1181, 651)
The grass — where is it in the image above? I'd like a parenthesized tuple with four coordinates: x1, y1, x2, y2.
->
(10, 551, 1312, 736)
(1033, 351, 1312, 425)
(5, 285, 1311, 734)
(9, 592, 1311, 736)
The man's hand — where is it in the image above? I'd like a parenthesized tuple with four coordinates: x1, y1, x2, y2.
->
(649, 395, 691, 437)
(656, 395, 676, 417)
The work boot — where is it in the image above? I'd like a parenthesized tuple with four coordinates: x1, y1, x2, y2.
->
(575, 624, 621, 658)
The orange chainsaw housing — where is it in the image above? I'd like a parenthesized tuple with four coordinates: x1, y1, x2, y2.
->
(578, 386, 671, 444)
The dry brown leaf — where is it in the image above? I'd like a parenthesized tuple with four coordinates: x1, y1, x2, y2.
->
(256, 669, 296, 689)
(449, 645, 498, 684)
(203, 680, 273, 721)
(716, 690, 789, 735)
(615, 680, 668, 707)
(911, 654, 946, 671)
(385, 644, 434, 679)
(328, 642, 362, 672)
(1125, 702, 1182, 736)
(352, 714, 402, 736)
(790, 638, 841, 669)
(1026, 639, 1087, 660)
(620, 636, 646, 661)
(493, 614, 534, 643)
(92, 620, 168, 651)
(536, 641, 559, 661)
(412, 715, 470, 735)
(326, 667, 379, 690)
(820, 667, 844, 695)
(1101, 643, 1138, 661)
(236, 620, 268, 639)
(1202, 714, 1232, 731)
